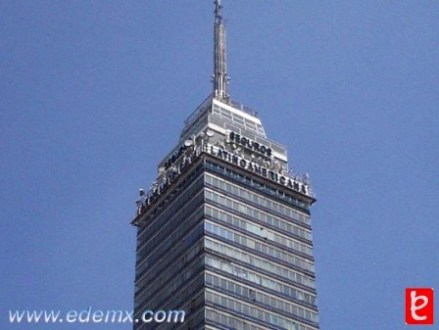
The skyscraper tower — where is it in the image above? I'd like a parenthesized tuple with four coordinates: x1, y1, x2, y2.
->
(132, 2, 319, 329)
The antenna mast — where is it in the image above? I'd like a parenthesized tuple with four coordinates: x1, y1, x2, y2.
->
(213, 0, 229, 100)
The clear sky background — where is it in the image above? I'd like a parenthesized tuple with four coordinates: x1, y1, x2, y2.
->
(1, 1, 438, 329)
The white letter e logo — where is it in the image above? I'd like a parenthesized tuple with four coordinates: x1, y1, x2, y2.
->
(410, 291, 429, 321)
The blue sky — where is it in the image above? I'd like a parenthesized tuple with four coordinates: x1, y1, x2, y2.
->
(1, 1, 438, 329)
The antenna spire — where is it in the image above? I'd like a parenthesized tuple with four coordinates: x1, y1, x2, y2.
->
(213, 0, 229, 100)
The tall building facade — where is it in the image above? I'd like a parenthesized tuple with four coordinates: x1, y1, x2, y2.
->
(132, 2, 319, 329)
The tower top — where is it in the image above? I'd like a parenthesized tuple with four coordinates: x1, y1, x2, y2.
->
(213, 0, 229, 100)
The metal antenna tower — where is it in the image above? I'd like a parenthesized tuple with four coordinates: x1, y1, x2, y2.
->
(213, 0, 229, 100)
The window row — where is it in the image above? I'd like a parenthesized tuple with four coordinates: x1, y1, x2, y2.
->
(205, 162, 308, 210)
(206, 273, 318, 323)
(205, 239, 315, 289)
(135, 238, 204, 299)
(150, 272, 204, 315)
(205, 255, 316, 305)
(206, 308, 267, 330)
(206, 205, 313, 256)
(136, 255, 204, 310)
(137, 201, 204, 263)
(137, 174, 204, 244)
(212, 104, 266, 136)
(206, 290, 318, 330)
(137, 287, 204, 330)
(205, 174, 310, 225)
(205, 221, 314, 272)
(205, 190, 312, 241)
(136, 203, 203, 276)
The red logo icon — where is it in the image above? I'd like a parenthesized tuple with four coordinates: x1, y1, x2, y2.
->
(405, 288, 434, 325)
